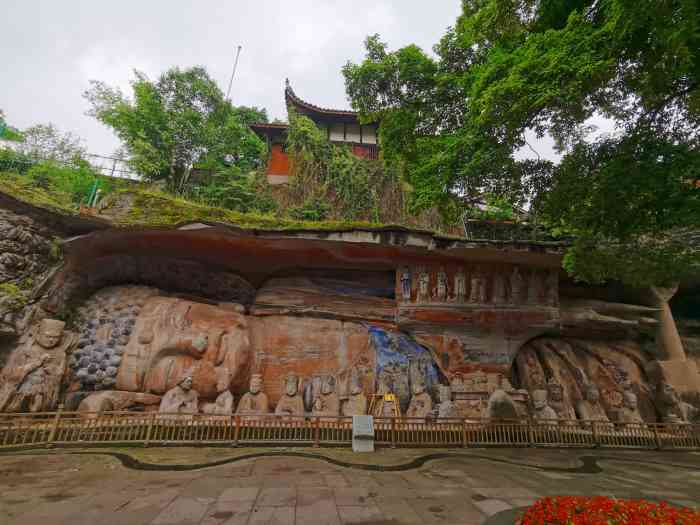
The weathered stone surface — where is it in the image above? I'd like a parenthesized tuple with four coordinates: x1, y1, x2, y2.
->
(0, 319, 76, 412)
(77, 390, 161, 416)
(159, 376, 199, 415)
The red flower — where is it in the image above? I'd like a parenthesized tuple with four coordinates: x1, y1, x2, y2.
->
(517, 496, 700, 525)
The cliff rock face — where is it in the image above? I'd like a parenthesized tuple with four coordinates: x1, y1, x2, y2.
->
(0, 196, 698, 423)
(0, 208, 59, 368)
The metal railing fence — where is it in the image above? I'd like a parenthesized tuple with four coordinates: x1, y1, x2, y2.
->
(1, 408, 698, 451)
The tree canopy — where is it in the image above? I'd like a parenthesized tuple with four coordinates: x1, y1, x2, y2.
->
(84, 66, 267, 192)
(343, 0, 700, 287)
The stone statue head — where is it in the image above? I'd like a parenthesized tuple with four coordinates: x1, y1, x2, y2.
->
(412, 382, 426, 395)
(439, 385, 451, 403)
(285, 374, 299, 397)
(321, 376, 335, 395)
(179, 376, 194, 391)
(623, 391, 638, 410)
(546, 379, 563, 402)
(584, 383, 600, 403)
(532, 389, 549, 410)
(37, 319, 65, 349)
(250, 374, 263, 394)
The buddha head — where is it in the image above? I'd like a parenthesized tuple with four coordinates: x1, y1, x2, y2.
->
(412, 382, 426, 395)
(249, 374, 263, 395)
(546, 378, 563, 402)
(285, 374, 299, 397)
(179, 375, 193, 392)
(532, 389, 549, 411)
(584, 383, 600, 403)
(623, 391, 638, 410)
(36, 319, 65, 349)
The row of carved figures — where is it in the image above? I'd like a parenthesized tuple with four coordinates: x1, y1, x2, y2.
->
(399, 265, 558, 306)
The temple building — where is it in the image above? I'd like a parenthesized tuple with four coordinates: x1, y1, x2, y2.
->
(250, 80, 379, 184)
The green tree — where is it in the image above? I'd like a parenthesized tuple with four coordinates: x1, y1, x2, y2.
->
(17, 123, 86, 164)
(343, 1, 700, 287)
(84, 66, 266, 192)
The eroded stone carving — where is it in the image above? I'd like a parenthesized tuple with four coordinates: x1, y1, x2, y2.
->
(399, 267, 412, 302)
(78, 391, 162, 417)
(510, 267, 524, 305)
(575, 383, 610, 424)
(159, 375, 199, 415)
(531, 389, 558, 422)
(275, 373, 305, 417)
(236, 374, 269, 415)
(341, 374, 367, 416)
(453, 269, 466, 303)
(417, 267, 430, 302)
(434, 267, 448, 301)
(0, 319, 75, 412)
(618, 391, 644, 424)
(406, 382, 433, 418)
(487, 389, 519, 420)
(437, 385, 455, 418)
(312, 375, 340, 418)
(654, 382, 699, 424)
(201, 367, 235, 416)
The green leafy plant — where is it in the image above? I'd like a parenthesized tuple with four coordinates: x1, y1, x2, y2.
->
(26, 161, 112, 208)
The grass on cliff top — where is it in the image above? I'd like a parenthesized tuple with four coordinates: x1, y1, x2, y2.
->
(0, 171, 424, 233)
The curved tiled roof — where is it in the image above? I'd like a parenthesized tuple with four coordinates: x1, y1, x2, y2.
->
(284, 79, 358, 118)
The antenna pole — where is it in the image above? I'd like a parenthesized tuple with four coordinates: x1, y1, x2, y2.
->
(226, 45, 242, 102)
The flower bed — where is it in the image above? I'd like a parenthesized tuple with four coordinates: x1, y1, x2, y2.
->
(518, 496, 700, 525)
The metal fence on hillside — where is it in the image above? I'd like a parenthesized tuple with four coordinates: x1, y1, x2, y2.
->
(0, 149, 140, 181)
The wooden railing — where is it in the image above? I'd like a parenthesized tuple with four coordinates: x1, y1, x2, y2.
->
(1, 408, 698, 451)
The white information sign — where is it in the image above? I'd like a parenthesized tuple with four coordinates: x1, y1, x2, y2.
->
(352, 415, 375, 453)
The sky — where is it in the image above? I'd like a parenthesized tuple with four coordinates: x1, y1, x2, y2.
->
(1, 0, 466, 157)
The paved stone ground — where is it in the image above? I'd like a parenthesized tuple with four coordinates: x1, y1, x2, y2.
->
(0, 447, 698, 525)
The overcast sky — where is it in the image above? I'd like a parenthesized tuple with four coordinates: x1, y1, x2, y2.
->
(1, 1, 466, 157)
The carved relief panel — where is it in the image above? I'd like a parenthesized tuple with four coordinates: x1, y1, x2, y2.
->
(396, 264, 559, 308)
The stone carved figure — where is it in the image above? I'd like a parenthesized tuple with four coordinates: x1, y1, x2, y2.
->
(654, 382, 699, 424)
(618, 391, 644, 424)
(510, 267, 524, 304)
(236, 374, 269, 415)
(406, 382, 433, 418)
(487, 389, 519, 420)
(159, 375, 199, 415)
(545, 270, 559, 307)
(342, 375, 367, 416)
(434, 267, 448, 301)
(492, 273, 507, 304)
(0, 319, 75, 413)
(399, 267, 412, 302)
(312, 375, 340, 418)
(546, 378, 575, 420)
(575, 383, 610, 425)
(453, 269, 466, 303)
(275, 373, 305, 417)
(528, 271, 542, 304)
(531, 389, 558, 422)
(417, 268, 430, 302)
(469, 268, 484, 303)
(437, 385, 455, 418)
(201, 367, 234, 416)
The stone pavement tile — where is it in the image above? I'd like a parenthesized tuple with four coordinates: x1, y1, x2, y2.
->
(257, 487, 297, 507)
(296, 494, 342, 525)
(371, 486, 418, 500)
(295, 475, 328, 487)
(471, 499, 512, 517)
(180, 476, 232, 498)
(120, 488, 181, 512)
(374, 496, 424, 524)
(323, 474, 349, 488)
(474, 487, 539, 499)
(200, 500, 254, 525)
(535, 472, 572, 480)
(333, 487, 373, 506)
(437, 497, 487, 524)
(219, 487, 261, 502)
(247, 505, 295, 525)
(337, 505, 384, 525)
(151, 496, 214, 525)
(297, 487, 334, 506)
(509, 498, 538, 508)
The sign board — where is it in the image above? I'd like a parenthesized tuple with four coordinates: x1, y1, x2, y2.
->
(352, 415, 374, 453)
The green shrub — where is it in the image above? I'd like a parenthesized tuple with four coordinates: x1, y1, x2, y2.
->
(288, 197, 331, 221)
(26, 161, 112, 207)
(189, 166, 277, 214)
